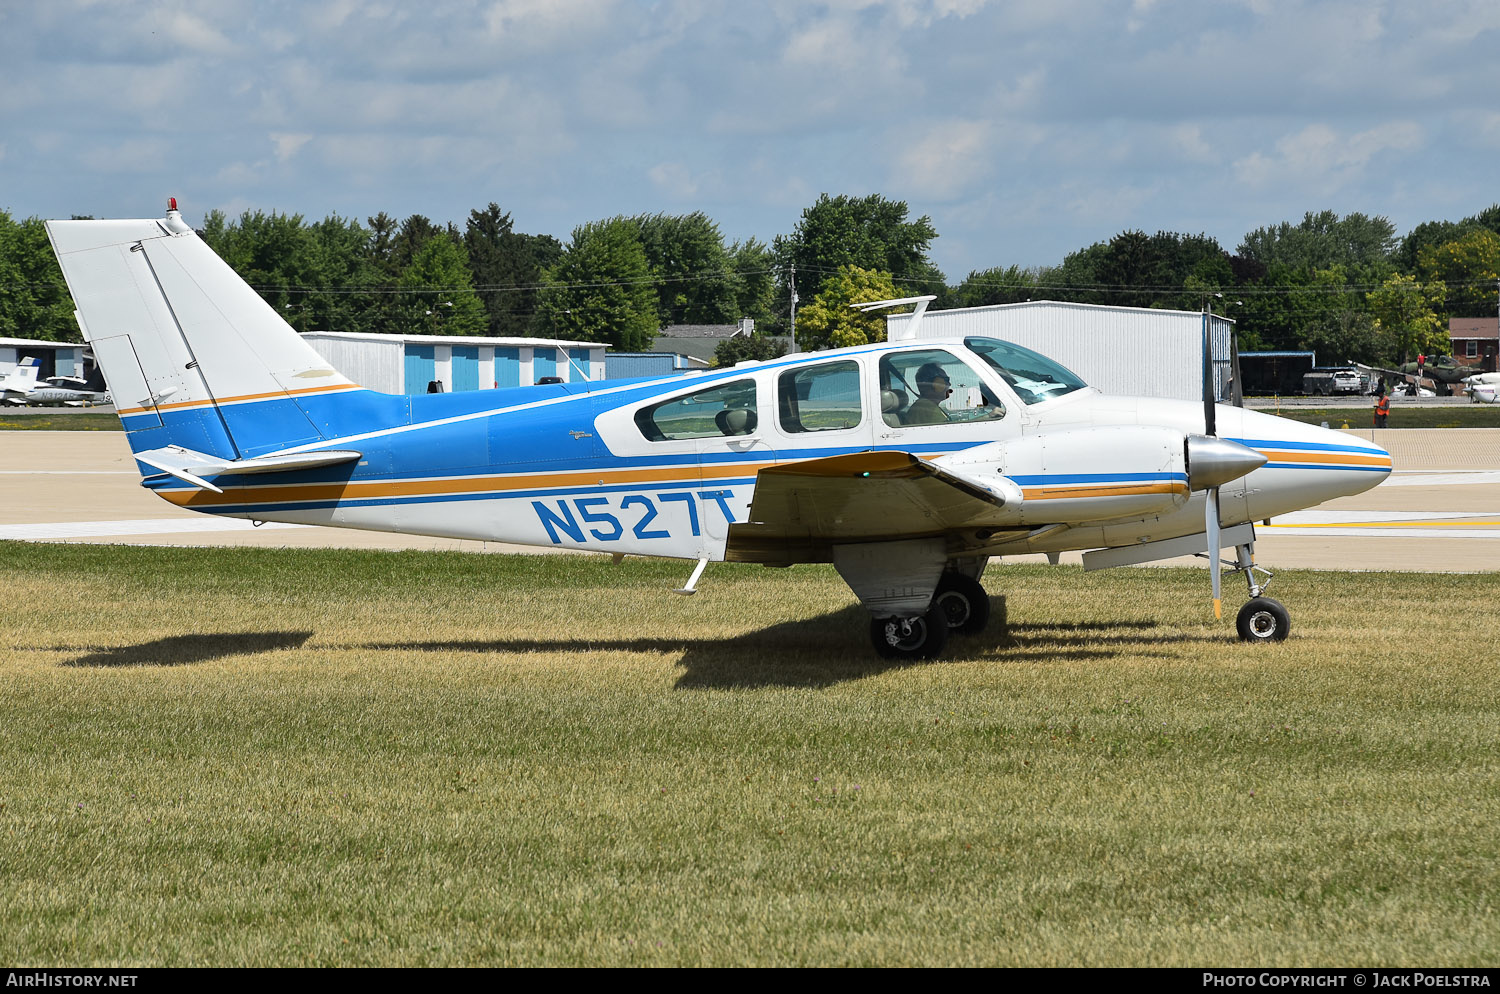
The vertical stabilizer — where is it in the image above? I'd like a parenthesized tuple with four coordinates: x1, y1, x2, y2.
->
(46, 207, 358, 459)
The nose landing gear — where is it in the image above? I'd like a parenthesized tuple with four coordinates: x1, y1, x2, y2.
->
(1229, 541, 1289, 642)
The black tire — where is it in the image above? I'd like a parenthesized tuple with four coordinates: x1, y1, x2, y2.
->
(932, 571, 990, 635)
(870, 605, 950, 659)
(1236, 597, 1290, 642)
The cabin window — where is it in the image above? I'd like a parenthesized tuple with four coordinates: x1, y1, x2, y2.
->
(777, 361, 863, 433)
(878, 348, 1005, 427)
(634, 379, 758, 441)
(964, 336, 1088, 405)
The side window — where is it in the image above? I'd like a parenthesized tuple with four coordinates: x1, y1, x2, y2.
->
(878, 349, 1005, 427)
(634, 379, 758, 442)
(777, 361, 863, 433)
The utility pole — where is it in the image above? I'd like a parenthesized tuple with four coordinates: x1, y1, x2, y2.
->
(789, 262, 799, 354)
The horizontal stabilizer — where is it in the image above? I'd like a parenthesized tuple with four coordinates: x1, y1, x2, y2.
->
(135, 445, 363, 493)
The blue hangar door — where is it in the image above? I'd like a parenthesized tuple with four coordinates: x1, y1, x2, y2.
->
(451, 346, 479, 391)
(404, 345, 436, 395)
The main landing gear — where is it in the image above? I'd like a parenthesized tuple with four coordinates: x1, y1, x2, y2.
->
(1226, 541, 1290, 643)
(869, 569, 993, 659)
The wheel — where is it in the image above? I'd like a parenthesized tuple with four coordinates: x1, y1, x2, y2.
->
(1236, 597, 1290, 642)
(870, 605, 950, 659)
(932, 571, 990, 635)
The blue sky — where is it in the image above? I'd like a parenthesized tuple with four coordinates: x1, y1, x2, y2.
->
(3, 0, 1497, 281)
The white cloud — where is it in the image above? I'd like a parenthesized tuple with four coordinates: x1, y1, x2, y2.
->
(1478, 112, 1500, 148)
(78, 139, 169, 173)
(1169, 124, 1218, 165)
(1233, 120, 1424, 191)
(270, 133, 312, 162)
(214, 162, 262, 187)
(161, 10, 236, 55)
(1063, 181, 1160, 226)
(647, 162, 702, 199)
(891, 119, 996, 200)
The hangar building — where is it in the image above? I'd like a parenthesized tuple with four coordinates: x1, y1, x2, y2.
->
(1, 337, 88, 381)
(884, 300, 1237, 403)
(300, 332, 606, 395)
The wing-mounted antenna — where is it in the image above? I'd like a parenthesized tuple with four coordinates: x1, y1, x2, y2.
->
(851, 295, 937, 341)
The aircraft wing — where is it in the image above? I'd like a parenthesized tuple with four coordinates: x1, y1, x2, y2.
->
(724, 450, 1025, 564)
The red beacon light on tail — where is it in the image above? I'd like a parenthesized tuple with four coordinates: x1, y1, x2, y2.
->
(163, 196, 191, 234)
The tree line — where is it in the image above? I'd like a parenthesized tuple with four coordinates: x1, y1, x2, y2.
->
(2, 196, 1497, 368)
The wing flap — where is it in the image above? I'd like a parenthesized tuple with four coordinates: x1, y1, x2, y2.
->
(726, 450, 1025, 563)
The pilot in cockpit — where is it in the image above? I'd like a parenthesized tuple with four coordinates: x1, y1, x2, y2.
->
(905, 362, 952, 425)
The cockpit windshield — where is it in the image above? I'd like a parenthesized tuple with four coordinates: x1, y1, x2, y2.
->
(963, 337, 1089, 405)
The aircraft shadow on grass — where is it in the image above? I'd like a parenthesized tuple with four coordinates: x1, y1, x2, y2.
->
(63, 631, 314, 668)
(57, 605, 1211, 686)
(353, 600, 1205, 690)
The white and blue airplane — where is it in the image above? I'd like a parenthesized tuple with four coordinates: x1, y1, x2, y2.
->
(3, 363, 110, 407)
(0, 356, 42, 398)
(45, 203, 1392, 658)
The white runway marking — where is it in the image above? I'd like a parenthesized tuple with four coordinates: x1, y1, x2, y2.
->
(0, 518, 307, 540)
(1383, 471, 1500, 487)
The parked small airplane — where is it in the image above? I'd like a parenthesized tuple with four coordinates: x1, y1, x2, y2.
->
(45, 203, 1392, 657)
(3, 363, 110, 407)
(1464, 371, 1500, 404)
(1398, 354, 1472, 385)
(0, 356, 42, 398)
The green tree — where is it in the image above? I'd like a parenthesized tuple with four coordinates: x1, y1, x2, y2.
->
(201, 209, 321, 331)
(397, 236, 488, 337)
(302, 214, 376, 334)
(951, 265, 1039, 308)
(1092, 230, 1232, 310)
(795, 266, 902, 350)
(1394, 204, 1500, 271)
(712, 334, 787, 368)
(1039, 242, 1110, 305)
(535, 218, 658, 350)
(1287, 266, 1382, 365)
(774, 194, 939, 304)
(1368, 272, 1449, 364)
(726, 237, 776, 325)
(0, 212, 76, 340)
(629, 212, 739, 327)
(463, 203, 563, 337)
(1416, 228, 1500, 319)
(1238, 210, 1397, 274)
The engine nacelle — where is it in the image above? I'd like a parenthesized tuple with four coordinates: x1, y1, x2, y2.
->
(938, 425, 1190, 525)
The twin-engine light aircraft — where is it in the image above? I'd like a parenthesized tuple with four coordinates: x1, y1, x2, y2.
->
(46, 204, 1392, 658)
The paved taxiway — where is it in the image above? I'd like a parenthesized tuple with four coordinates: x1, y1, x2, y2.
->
(1, 428, 1497, 572)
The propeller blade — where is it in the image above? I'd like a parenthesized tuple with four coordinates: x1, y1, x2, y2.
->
(1206, 486, 1222, 619)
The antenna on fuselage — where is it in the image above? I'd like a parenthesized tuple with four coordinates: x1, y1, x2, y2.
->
(850, 295, 937, 342)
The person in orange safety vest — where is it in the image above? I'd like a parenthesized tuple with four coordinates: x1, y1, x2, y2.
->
(1373, 391, 1390, 428)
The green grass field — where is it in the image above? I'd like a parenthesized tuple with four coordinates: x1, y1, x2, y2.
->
(2, 542, 1497, 967)
(1247, 405, 1500, 429)
(0, 412, 120, 431)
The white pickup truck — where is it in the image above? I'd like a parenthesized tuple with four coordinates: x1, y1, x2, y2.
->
(1302, 366, 1367, 396)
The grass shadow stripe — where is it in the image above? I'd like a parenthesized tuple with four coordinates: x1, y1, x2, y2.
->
(63, 631, 314, 668)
